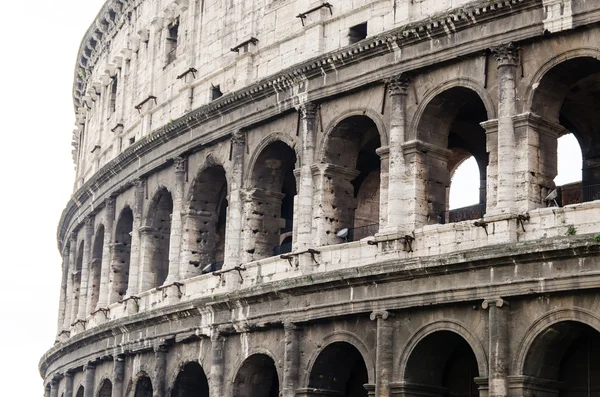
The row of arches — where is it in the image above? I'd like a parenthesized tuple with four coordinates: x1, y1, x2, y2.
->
(53, 319, 600, 397)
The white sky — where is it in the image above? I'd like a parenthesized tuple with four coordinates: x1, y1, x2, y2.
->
(0, 2, 583, 395)
(0, 1, 105, 395)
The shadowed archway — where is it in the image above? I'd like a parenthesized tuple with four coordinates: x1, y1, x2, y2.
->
(233, 354, 279, 397)
(171, 361, 209, 397)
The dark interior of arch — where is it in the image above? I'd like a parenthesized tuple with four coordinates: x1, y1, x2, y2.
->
(134, 376, 153, 397)
(233, 354, 279, 397)
(89, 224, 104, 311)
(249, 141, 297, 257)
(325, 116, 381, 240)
(98, 379, 112, 397)
(417, 87, 488, 222)
(171, 361, 209, 397)
(404, 331, 479, 396)
(113, 207, 133, 300)
(523, 321, 600, 395)
(75, 386, 84, 397)
(188, 166, 228, 273)
(71, 241, 85, 317)
(532, 57, 600, 192)
(147, 188, 173, 287)
(308, 341, 369, 397)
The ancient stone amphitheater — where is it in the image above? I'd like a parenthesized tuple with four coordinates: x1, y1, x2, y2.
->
(40, 0, 600, 396)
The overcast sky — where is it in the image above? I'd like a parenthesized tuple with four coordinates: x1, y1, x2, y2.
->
(0, 1, 582, 395)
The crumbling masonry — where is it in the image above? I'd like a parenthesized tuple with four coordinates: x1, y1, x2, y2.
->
(41, 0, 600, 396)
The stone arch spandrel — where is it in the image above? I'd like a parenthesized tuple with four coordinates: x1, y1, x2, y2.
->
(408, 77, 496, 142)
(398, 319, 488, 380)
(318, 107, 388, 162)
(302, 330, 375, 388)
(524, 48, 600, 118)
(513, 307, 600, 376)
(245, 132, 299, 188)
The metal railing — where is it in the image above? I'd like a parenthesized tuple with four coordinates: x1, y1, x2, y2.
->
(201, 261, 224, 274)
(273, 242, 293, 255)
(345, 223, 379, 242)
(557, 183, 600, 206)
(439, 203, 486, 225)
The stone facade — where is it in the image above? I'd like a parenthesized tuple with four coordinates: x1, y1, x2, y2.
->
(42, 0, 600, 396)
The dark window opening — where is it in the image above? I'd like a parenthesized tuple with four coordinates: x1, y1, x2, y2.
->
(129, 136, 136, 145)
(166, 19, 179, 65)
(211, 84, 223, 101)
(348, 22, 367, 45)
(109, 76, 118, 115)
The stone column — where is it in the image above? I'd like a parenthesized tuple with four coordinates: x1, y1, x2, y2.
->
(126, 179, 145, 296)
(165, 157, 186, 284)
(57, 244, 70, 336)
(210, 328, 226, 397)
(377, 147, 390, 231)
(483, 298, 509, 397)
(154, 345, 167, 397)
(491, 43, 519, 213)
(296, 103, 318, 251)
(83, 363, 96, 397)
(50, 378, 60, 397)
(77, 218, 94, 321)
(64, 372, 74, 397)
(96, 198, 115, 310)
(371, 311, 394, 397)
(112, 355, 125, 397)
(138, 226, 158, 292)
(481, 120, 499, 211)
(385, 74, 410, 233)
(282, 322, 301, 397)
(224, 130, 245, 270)
(67, 234, 78, 327)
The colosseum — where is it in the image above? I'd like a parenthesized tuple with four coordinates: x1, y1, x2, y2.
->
(40, 0, 600, 396)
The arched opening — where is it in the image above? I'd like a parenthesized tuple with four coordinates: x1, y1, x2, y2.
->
(404, 331, 480, 396)
(145, 188, 173, 288)
(324, 116, 381, 243)
(134, 375, 153, 397)
(89, 225, 104, 311)
(171, 361, 209, 397)
(532, 56, 600, 205)
(246, 141, 297, 260)
(308, 342, 369, 396)
(449, 156, 483, 221)
(71, 240, 85, 322)
(233, 354, 279, 397)
(98, 379, 112, 397)
(75, 386, 84, 397)
(416, 87, 488, 224)
(522, 321, 600, 396)
(110, 207, 133, 303)
(184, 165, 228, 276)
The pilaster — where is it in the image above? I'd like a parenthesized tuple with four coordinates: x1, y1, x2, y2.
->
(371, 310, 394, 397)
(77, 218, 94, 322)
(224, 130, 245, 270)
(483, 298, 510, 397)
(154, 343, 168, 397)
(165, 156, 186, 284)
(83, 363, 96, 397)
(126, 179, 145, 296)
(64, 372, 74, 397)
(112, 355, 125, 397)
(282, 322, 301, 397)
(56, 244, 70, 340)
(296, 102, 318, 251)
(210, 328, 226, 397)
(66, 234, 78, 330)
(96, 198, 115, 310)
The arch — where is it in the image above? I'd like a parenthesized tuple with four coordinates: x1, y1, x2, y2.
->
(319, 114, 383, 243)
(170, 361, 209, 397)
(133, 373, 153, 397)
(399, 320, 488, 379)
(246, 132, 299, 184)
(232, 353, 279, 397)
(307, 340, 371, 396)
(514, 308, 600, 375)
(143, 187, 173, 288)
(75, 386, 84, 397)
(319, 107, 389, 159)
(182, 164, 228, 276)
(97, 379, 112, 397)
(89, 224, 104, 311)
(110, 206, 133, 303)
(527, 52, 600, 201)
(244, 138, 297, 260)
(411, 83, 491, 224)
(400, 323, 486, 396)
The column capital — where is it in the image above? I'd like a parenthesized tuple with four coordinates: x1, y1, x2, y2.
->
(284, 320, 300, 331)
(84, 217, 94, 230)
(296, 102, 318, 119)
(105, 197, 115, 213)
(65, 371, 74, 379)
(386, 73, 411, 96)
(491, 42, 519, 67)
(69, 233, 77, 243)
(482, 297, 509, 309)
(83, 362, 96, 371)
(133, 178, 145, 189)
(231, 129, 246, 146)
(370, 310, 393, 321)
(173, 156, 186, 173)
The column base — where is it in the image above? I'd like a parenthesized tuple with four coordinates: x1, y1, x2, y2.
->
(508, 376, 561, 397)
(390, 382, 446, 397)
(295, 388, 344, 397)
